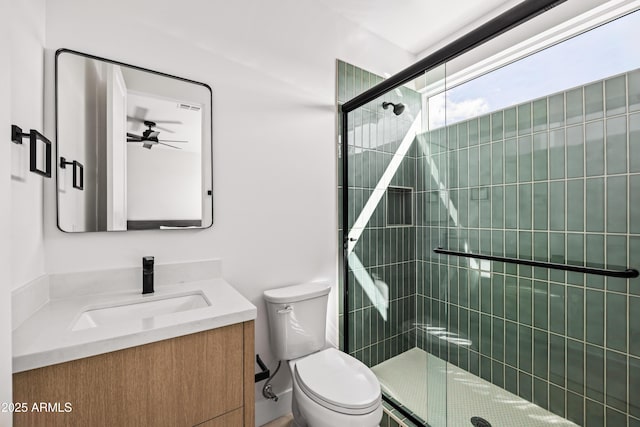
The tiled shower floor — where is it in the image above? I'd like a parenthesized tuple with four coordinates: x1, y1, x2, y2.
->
(372, 348, 576, 427)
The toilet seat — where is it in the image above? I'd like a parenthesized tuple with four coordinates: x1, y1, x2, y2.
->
(293, 348, 381, 415)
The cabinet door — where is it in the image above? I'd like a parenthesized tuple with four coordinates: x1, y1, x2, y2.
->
(14, 324, 244, 427)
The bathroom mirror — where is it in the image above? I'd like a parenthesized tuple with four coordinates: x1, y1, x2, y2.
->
(55, 49, 213, 232)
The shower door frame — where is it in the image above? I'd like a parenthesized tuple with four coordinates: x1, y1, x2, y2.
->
(339, 1, 568, 425)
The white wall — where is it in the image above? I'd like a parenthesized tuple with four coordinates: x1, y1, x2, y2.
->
(2, 0, 46, 425)
(10, 0, 47, 292)
(0, 0, 13, 422)
(43, 0, 415, 421)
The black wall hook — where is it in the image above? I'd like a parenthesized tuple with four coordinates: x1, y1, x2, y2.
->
(11, 125, 52, 178)
(60, 157, 84, 190)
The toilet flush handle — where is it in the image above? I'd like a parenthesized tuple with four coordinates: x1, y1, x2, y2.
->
(277, 305, 293, 314)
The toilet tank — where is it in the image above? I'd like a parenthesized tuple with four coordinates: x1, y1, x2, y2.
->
(264, 282, 331, 361)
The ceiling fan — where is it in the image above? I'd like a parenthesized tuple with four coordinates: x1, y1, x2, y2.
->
(126, 121, 187, 150)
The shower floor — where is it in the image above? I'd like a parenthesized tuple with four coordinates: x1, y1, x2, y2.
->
(372, 348, 576, 427)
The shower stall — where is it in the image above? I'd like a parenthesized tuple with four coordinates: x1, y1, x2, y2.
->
(337, 2, 640, 426)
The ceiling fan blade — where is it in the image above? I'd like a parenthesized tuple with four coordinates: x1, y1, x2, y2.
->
(127, 132, 143, 140)
(153, 119, 183, 124)
(158, 139, 188, 143)
(142, 143, 153, 149)
(157, 142, 182, 150)
(148, 131, 160, 139)
(152, 125, 175, 134)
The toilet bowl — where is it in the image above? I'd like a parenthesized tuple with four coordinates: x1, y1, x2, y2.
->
(263, 283, 383, 427)
(289, 348, 382, 427)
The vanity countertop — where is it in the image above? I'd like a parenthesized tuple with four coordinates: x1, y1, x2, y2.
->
(12, 278, 256, 373)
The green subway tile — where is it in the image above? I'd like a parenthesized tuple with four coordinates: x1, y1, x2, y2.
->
(519, 325, 532, 373)
(607, 293, 627, 352)
(606, 75, 626, 116)
(505, 231, 518, 275)
(534, 232, 549, 280)
(534, 379, 549, 412)
(567, 287, 584, 340)
(519, 371, 533, 402)
(586, 290, 604, 345)
(567, 391, 584, 426)
(505, 276, 518, 322)
(632, 297, 640, 357)
(519, 279, 532, 326)
(631, 113, 640, 172)
(549, 182, 565, 231)
(518, 136, 533, 182)
(494, 319, 506, 363)
(518, 103, 532, 135)
(533, 329, 548, 380)
(492, 111, 504, 141)
(533, 133, 548, 181)
(585, 234, 605, 289)
(585, 81, 604, 121)
(549, 129, 565, 179)
(549, 93, 565, 129)
(549, 333, 566, 386)
(606, 409, 626, 427)
(480, 355, 491, 382)
(607, 235, 627, 293)
(606, 116, 627, 174)
(585, 399, 604, 427)
(566, 179, 584, 231)
(567, 125, 584, 178)
(632, 357, 640, 418)
(468, 119, 479, 146)
(505, 365, 518, 394)
(492, 360, 504, 388)
(566, 87, 584, 125)
(519, 184, 532, 230)
(480, 314, 491, 357)
(519, 232, 533, 278)
(468, 146, 479, 186)
(504, 138, 518, 183)
(504, 185, 517, 229)
(606, 350, 627, 412)
(585, 121, 604, 176)
(631, 237, 640, 297)
(549, 284, 565, 334)
(470, 311, 480, 352)
(549, 384, 565, 418)
(607, 175, 627, 234)
(533, 183, 548, 231)
(492, 141, 504, 184)
(479, 144, 491, 185)
(586, 344, 605, 403)
(630, 70, 640, 112)
(549, 233, 566, 282)
(458, 148, 469, 188)
(533, 281, 548, 329)
(492, 275, 505, 318)
(632, 175, 640, 234)
(566, 339, 584, 393)
(505, 107, 517, 138)
(533, 98, 547, 133)
(567, 233, 585, 286)
(585, 178, 604, 232)
(480, 115, 491, 144)
(492, 186, 504, 229)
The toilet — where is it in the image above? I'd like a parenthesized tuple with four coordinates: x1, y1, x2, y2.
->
(264, 282, 383, 427)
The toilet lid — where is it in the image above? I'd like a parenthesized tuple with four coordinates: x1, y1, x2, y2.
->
(294, 348, 381, 415)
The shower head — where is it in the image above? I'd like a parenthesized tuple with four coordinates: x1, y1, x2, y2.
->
(382, 101, 405, 116)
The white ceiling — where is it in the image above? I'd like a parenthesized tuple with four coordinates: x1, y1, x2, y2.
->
(315, 0, 523, 55)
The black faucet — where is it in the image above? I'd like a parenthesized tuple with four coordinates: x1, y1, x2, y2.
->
(142, 256, 154, 294)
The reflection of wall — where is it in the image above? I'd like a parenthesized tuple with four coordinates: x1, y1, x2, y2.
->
(127, 146, 201, 220)
(57, 54, 107, 231)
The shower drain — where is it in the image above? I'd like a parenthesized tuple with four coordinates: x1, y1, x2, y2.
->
(470, 416, 492, 427)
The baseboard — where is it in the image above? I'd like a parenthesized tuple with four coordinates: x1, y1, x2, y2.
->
(255, 388, 292, 427)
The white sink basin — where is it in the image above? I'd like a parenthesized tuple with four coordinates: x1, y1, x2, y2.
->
(71, 293, 210, 331)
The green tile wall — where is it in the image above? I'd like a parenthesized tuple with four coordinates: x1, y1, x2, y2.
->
(337, 60, 422, 366)
(418, 69, 640, 427)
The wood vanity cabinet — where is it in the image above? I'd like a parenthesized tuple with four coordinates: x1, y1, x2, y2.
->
(13, 321, 255, 427)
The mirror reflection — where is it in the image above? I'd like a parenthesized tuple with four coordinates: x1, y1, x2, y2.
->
(55, 49, 213, 232)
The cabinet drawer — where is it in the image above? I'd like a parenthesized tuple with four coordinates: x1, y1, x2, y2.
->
(197, 408, 243, 427)
(14, 324, 244, 427)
